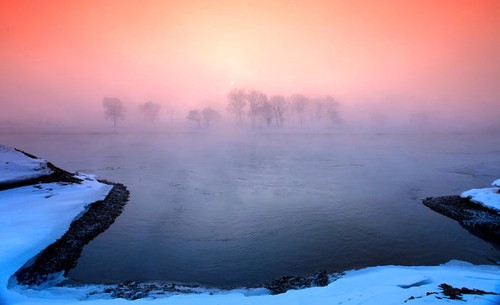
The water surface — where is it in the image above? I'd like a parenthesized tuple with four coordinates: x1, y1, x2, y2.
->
(2, 131, 499, 287)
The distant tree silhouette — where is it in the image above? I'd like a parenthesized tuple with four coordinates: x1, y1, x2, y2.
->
(290, 94, 308, 126)
(187, 109, 202, 127)
(323, 95, 340, 125)
(313, 97, 325, 122)
(269, 95, 287, 127)
(102, 97, 126, 128)
(258, 100, 274, 127)
(165, 105, 175, 123)
(139, 101, 161, 124)
(202, 107, 221, 127)
(222, 88, 341, 129)
(227, 88, 247, 127)
(247, 90, 267, 128)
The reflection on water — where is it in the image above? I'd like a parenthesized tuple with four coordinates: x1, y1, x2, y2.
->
(1, 132, 499, 287)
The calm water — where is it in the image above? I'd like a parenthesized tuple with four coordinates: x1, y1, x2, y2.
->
(2, 131, 499, 287)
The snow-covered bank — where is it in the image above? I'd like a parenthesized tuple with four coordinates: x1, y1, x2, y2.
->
(14, 181, 129, 287)
(0, 175, 112, 304)
(461, 179, 500, 211)
(422, 179, 500, 245)
(0, 145, 52, 185)
(1, 146, 499, 304)
(493, 179, 500, 188)
(0, 145, 114, 303)
(423, 178, 500, 246)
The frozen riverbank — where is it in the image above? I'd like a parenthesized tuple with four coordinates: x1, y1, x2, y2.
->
(422, 179, 500, 246)
(1, 144, 499, 304)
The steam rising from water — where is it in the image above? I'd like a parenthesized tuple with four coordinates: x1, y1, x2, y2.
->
(1, 0, 499, 133)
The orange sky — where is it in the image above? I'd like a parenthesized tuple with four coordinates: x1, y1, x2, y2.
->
(0, 0, 499, 128)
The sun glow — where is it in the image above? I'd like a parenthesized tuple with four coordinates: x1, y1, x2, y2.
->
(0, 0, 499, 128)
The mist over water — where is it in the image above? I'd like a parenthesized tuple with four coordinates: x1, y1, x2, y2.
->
(1, 0, 499, 290)
(1, 1, 499, 132)
(1, 131, 498, 287)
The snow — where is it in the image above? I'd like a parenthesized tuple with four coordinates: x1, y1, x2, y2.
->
(0, 145, 52, 184)
(461, 179, 500, 211)
(0, 174, 112, 305)
(0, 150, 499, 304)
(492, 179, 500, 188)
(6, 262, 500, 305)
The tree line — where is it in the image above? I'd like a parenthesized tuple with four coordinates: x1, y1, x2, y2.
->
(102, 89, 340, 129)
(102, 97, 171, 128)
(225, 88, 340, 128)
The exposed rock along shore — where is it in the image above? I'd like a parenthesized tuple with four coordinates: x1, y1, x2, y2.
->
(14, 181, 130, 286)
(0, 148, 82, 191)
(422, 195, 500, 247)
(0, 148, 131, 286)
(6, 148, 333, 297)
(4, 147, 499, 300)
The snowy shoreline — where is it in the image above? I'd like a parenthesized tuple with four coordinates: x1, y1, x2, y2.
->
(422, 180, 500, 246)
(15, 182, 129, 287)
(1, 144, 499, 304)
(422, 196, 499, 246)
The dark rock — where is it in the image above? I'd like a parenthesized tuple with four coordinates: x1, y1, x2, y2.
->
(315, 271, 329, 287)
(422, 195, 500, 246)
(439, 283, 499, 300)
(265, 271, 331, 295)
(15, 182, 129, 286)
(109, 281, 195, 300)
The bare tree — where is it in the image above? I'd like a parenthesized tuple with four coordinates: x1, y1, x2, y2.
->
(290, 94, 308, 126)
(313, 98, 325, 122)
(139, 101, 161, 124)
(186, 109, 202, 127)
(323, 95, 340, 125)
(165, 105, 175, 123)
(202, 107, 221, 127)
(226, 88, 247, 127)
(269, 95, 287, 127)
(102, 97, 126, 128)
(257, 100, 274, 127)
(247, 90, 267, 128)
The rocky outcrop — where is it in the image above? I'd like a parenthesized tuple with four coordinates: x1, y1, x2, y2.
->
(439, 283, 499, 300)
(15, 182, 129, 286)
(422, 195, 500, 246)
(264, 271, 333, 294)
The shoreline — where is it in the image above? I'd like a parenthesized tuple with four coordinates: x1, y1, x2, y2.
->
(14, 181, 129, 286)
(3, 147, 499, 302)
(13, 188, 500, 299)
(422, 195, 500, 247)
(0, 148, 82, 191)
(5, 149, 334, 297)
(57, 270, 335, 299)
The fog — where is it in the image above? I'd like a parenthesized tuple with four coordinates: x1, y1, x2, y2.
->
(2, 130, 499, 287)
(1, 0, 499, 133)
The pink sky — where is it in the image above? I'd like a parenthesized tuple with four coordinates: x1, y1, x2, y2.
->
(0, 0, 499, 128)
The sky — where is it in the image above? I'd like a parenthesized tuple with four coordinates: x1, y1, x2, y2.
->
(0, 0, 499, 129)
